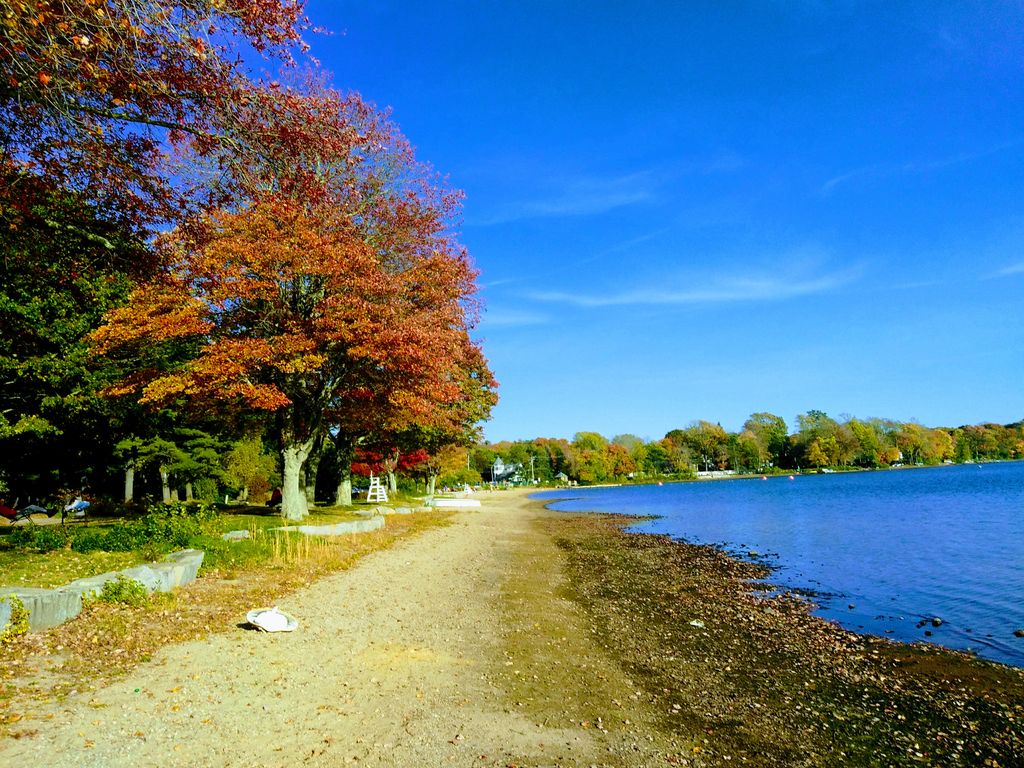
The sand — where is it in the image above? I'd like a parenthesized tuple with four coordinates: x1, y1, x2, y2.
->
(0, 490, 679, 767)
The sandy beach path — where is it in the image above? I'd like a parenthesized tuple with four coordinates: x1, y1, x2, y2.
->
(0, 492, 676, 767)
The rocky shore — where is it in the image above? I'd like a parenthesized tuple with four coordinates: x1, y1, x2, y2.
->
(544, 510, 1024, 766)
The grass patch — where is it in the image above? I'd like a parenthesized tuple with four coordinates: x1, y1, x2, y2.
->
(0, 549, 145, 589)
(0, 502, 372, 589)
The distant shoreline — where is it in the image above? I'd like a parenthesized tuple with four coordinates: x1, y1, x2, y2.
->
(532, 457, 1022, 494)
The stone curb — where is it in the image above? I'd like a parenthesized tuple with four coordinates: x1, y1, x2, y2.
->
(268, 515, 385, 536)
(0, 549, 204, 633)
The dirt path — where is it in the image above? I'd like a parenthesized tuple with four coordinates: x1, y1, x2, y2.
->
(0, 492, 681, 767)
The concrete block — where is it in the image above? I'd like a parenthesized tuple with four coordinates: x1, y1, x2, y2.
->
(432, 498, 482, 508)
(165, 549, 204, 584)
(120, 565, 163, 593)
(272, 516, 385, 536)
(62, 571, 124, 601)
(0, 548, 204, 634)
(2, 587, 84, 631)
(150, 561, 186, 589)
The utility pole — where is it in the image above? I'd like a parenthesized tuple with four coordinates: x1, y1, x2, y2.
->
(529, 455, 535, 484)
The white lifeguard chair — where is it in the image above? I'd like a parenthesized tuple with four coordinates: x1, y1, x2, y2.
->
(366, 473, 389, 503)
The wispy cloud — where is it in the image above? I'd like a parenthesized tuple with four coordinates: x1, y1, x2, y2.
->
(820, 141, 1020, 195)
(527, 265, 861, 308)
(479, 307, 550, 328)
(820, 166, 880, 195)
(479, 276, 523, 290)
(991, 261, 1024, 278)
(565, 228, 673, 270)
(468, 171, 657, 226)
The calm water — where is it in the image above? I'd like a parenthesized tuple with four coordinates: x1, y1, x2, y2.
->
(534, 462, 1024, 667)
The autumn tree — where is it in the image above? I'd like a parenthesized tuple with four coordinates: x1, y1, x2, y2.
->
(1, 0, 309, 225)
(605, 443, 637, 478)
(728, 430, 764, 472)
(94, 193, 482, 519)
(671, 421, 727, 472)
(612, 434, 644, 452)
(1, 2, 315, 500)
(805, 438, 829, 469)
(744, 412, 789, 468)
(328, 335, 496, 504)
(532, 438, 575, 479)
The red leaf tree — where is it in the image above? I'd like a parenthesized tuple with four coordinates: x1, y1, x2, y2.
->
(94, 197, 479, 518)
(93, 87, 491, 519)
(327, 334, 497, 505)
(1, 0, 310, 226)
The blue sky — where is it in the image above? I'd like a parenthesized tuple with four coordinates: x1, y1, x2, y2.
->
(305, 1, 1024, 442)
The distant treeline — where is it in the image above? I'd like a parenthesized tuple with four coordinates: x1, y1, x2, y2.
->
(469, 412, 1023, 485)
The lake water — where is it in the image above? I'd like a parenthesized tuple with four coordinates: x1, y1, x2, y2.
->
(533, 462, 1024, 667)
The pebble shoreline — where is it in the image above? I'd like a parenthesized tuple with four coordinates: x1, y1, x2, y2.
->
(545, 510, 1024, 767)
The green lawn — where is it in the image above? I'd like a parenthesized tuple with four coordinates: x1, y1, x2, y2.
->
(0, 548, 146, 589)
(0, 502, 392, 589)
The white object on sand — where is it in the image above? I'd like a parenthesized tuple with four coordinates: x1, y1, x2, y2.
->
(246, 607, 298, 632)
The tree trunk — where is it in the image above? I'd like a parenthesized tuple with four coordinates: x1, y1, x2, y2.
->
(185, 482, 194, 501)
(332, 432, 357, 507)
(305, 443, 324, 505)
(427, 473, 437, 497)
(387, 470, 397, 493)
(335, 476, 352, 507)
(281, 438, 316, 520)
(160, 466, 171, 503)
(124, 466, 135, 503)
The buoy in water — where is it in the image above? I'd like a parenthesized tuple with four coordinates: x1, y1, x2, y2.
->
(788, 475, 795, 480)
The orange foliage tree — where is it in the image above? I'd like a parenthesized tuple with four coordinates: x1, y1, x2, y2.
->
(92, 79, 491, 518)
(93, 196, 481, 518)
(328, 336, 497, 504)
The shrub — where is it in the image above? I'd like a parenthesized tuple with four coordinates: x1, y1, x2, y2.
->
(439, 467, 482, 489)
(0, 595, 29, 644)
(70, 523, 141, 553)
(135, 501, 217, 548)
(94, 575, 150, 607)
(102, 522, 145, 551)
(9, 501, 220, 556)
(7, 524, 71, 552)
(69, 529, 108, 553)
